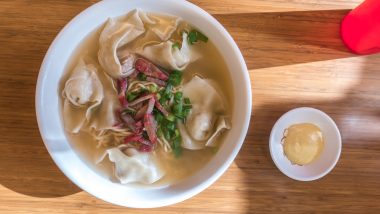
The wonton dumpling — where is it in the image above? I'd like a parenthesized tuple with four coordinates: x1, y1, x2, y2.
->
(179, 76, 230, 150)
(62, 60, 104, 133)
(87, 63, 120, 131)
(97, 145, 165, 184)
(139, 11, 182, 41)
(138, 32, 200, 70)
(62, 59, 120, 133)
(98, 10, 145, 78)
(98, 10, 181, 78)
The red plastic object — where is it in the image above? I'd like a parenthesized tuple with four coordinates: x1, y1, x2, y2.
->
(341, 0, 380, 55)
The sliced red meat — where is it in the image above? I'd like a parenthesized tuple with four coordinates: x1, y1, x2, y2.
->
(143, 114, 157, 144)
(139, 144, 153, 152)
(146, 76, 167, 87)
(154, 96, 169, 116)
(124, 134, 142, 144)
(146, 98, 155, 114)
(117, 78, 128, 107)
(134, 104, 148, 120)
(129, 94, 154, 106)
(120, 114, 137, 133)
(135, 58, 169, 80)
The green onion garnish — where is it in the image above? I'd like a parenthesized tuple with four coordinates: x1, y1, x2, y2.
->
(174, 129, 180, 138)
(122, 108, 136, 115)
(183, 108, 191, 117)
(156, 93, 161, 100)
(172, 136, 182, 157)
(172, 103, 183, 116)
(166, 114, 176, 122)
(184, 97, 191, 105)
(148, 84, 158, 93)
(127, 92, 139, 102)
(188, 29, 208, 45)
(155, 112, 164, 124)
(164, 130, 171, 141)
(137, 73, 147, 81)
(157, 127, 164, 138)
(172, 42, 180, 49)
(168, 70, 182, 86)
(164, 84, 173, 94)
(166, 122, 176, 131)
(174, 91, 183, 103)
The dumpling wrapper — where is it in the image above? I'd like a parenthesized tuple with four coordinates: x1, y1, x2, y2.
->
(87, 63, 120, 131)
(140, 11, 182, 41)
(97, 145, 165, 184)
(62, 60, 104, 133)
(138, 32, 200, 71)
(179, 76, 230, 150)
(98, 9, 181, 78)
(62, 59, 120, 133)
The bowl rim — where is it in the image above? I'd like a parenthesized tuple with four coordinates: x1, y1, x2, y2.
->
(269, 107, 342, 181)
(35, 0, 252, 208)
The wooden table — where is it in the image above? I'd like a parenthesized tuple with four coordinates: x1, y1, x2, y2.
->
(1, 0, 379, 213)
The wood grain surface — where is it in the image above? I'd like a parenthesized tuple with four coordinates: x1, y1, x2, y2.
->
(1, 0, 379, 213)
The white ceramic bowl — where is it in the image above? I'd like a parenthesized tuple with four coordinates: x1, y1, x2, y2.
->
(269, 107, 341, 181)
(35, 0, 251, 208)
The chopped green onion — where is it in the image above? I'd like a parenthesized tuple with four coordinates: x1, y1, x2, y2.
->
(184, 97, 191, 105)
(152, 108, 159, 115)
(166, 114, 176, 122)
(164, 129, 171, 141)
(122, 108, 136, 115)
(188, 30, 197, 44)
(174, 91, 183, 103)
(164, 84, 173, 94)
(156, 93, 161, 100)
(172, 103, 183, 116)
(196, 30, 208, 43)
(159, 90, 168, 103)
(140, 87, 149, 93)
(155, 112, 164, 124)
(165, 92, 173, 100)
(172, 137, 182, 157)
(127, 92, 139, 102)
(162, 103, 170, 112)
(188, 29, 208, 45)
(137, 73, 147, 81)
(157, 127, 164, 137)
(166, 122, 176, 131)
(168, 70, 182, 86)
(159, 85, 173, 104)
(172, 42, 180, 49)
(148, 84, 158, 93)
(183, 108, 191, 117)
(159, 97, 167, 104)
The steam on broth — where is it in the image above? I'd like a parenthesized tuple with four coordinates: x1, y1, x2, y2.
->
(60, 9, 233, 186)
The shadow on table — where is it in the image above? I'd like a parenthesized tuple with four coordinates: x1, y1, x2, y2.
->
(215, 10, 380, 213)
(215, 9, 353, 69)
(0, 115, 81, 198)
(0, 3, 83, 197)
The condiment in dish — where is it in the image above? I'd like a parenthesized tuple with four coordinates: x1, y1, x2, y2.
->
(282, 123, 324, 166)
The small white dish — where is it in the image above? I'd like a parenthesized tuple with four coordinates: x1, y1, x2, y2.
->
(269, 107, 341, 181)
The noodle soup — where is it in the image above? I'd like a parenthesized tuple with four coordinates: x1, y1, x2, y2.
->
(60, 9, 233, 186)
